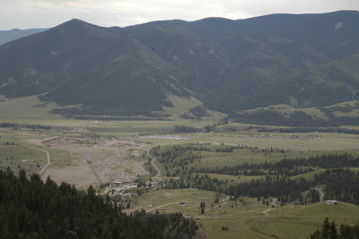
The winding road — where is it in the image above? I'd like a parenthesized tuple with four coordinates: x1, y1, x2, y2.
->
(147, 150, 161, 179)
(315, 187, 324, 202)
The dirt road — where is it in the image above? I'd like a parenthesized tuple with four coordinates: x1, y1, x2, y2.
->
(315, 187, 324, 202)
(30, 148, 51, 176)
(147, 150, 161, 178)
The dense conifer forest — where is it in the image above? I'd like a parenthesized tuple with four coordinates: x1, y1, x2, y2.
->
(0, 168, 197, 239)
(235, 109, 359, 127)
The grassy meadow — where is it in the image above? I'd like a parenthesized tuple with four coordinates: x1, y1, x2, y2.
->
(126, 188, 359, 239)
(0, 131, 76, 175)
(248, 201, 359, 239)
(1, 96, 359, 238)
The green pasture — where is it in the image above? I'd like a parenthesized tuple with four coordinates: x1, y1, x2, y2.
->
(195, 173, 266, 184)
(0, 134, 46, 175)
(129, 188, 271, 220)
(289, 169, 326, 181)
(163, 94, 227, 122)
(240, 104, 329, 120)
(3, 94, 359, 239)
(0, 131, 75, 174)
(151, 142, 359, 178)
(45, 148, 76, 168)
(0, 144, 45, 175)
(132, 130, 359, 153)
(127, 188, 359, 239)
(247, 201, 359, 239)
(1, 94, 359, 154)
(130, 189, 278, 239)
(0, 94, 225, 132)
(0, 95, 63, 122)
(290, 167, 359, 181)
(239, 100, 359, 120)
(193, 131, 359, 152)
(198, 218, 271, 239)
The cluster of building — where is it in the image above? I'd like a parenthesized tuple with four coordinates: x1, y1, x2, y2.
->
(109, 179, 164, 202)
(327, 200, 337, 205)
(135, 134, 190, 140)
(110, 181, 137, 197)
(143, 178, 163, 190)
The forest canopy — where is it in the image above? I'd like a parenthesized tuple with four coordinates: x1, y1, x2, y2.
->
(0, 168, 197, 239)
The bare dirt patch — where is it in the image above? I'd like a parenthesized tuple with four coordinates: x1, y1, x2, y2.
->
(163, 191, 179, 197)
(20, 132, 150, 188)
(261, 207, 275, 216)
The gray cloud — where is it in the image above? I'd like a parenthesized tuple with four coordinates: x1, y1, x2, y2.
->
(0, 0, 358, 29)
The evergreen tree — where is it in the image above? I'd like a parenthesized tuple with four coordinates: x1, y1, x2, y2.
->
(321, 217, 330, 238)
(329, 221, 338, 239)
(310, 217, 359, 239)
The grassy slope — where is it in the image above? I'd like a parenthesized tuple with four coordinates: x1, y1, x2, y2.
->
(0, 95, 71, 125)
(162, 94, 228, 122)
(128, 188, 359, 239)
(0, 138, 46, 175)
(127, 188, 272, 239)
(248, 201, 359, 239)
(0, 131, 76, 175)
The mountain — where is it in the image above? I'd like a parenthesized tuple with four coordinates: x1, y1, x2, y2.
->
(0, 28, 47, 45)
(0, 11, 359, 118)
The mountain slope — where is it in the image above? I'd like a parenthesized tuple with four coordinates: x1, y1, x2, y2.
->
(0, 11, 359, 117)
(0, 20, 188, 116)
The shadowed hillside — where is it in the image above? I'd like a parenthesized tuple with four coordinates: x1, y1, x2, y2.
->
(0, 11, 359, 117)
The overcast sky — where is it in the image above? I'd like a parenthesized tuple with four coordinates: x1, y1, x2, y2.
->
(1, 0, 358, 30)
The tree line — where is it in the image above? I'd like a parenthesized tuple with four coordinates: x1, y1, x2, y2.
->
(197, 153, 359, 177)
(164, 169, 359, 205)
(151, 145, 359, 205)
(0, 168, 197, 239)
(257, 126, 359, 134)
(309, 217, 359, 239)
(234, 108, 359, 127)
(165, 174, 318, 204)
(235, 110, 333, 127)
(151, 144, 359, 178)
(0, 123, 51, 130)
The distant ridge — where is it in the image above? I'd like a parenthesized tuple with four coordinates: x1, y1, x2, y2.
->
(0, 11, 359, 118)
(0, 28, 47, 45)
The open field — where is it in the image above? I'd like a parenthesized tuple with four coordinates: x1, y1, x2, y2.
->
(2, 95, 359, 151)
(0, 136, 47, 175)
(1, 118, 359, 187)
(125, 188, 275, 238)
(2, 97, 359, 238)
(247, 201, 359, 239)
(0, 129, 150, 188)
(125, 188, 359, 239)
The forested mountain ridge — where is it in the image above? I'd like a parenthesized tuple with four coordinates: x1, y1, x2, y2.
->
(0, 11, 359, 117)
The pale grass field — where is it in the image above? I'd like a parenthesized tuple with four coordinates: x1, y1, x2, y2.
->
(1, 95, 358, 152)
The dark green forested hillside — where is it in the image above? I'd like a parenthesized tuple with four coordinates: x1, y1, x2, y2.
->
(0, 168, 197, 239)
(0, 11, 359, 117)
